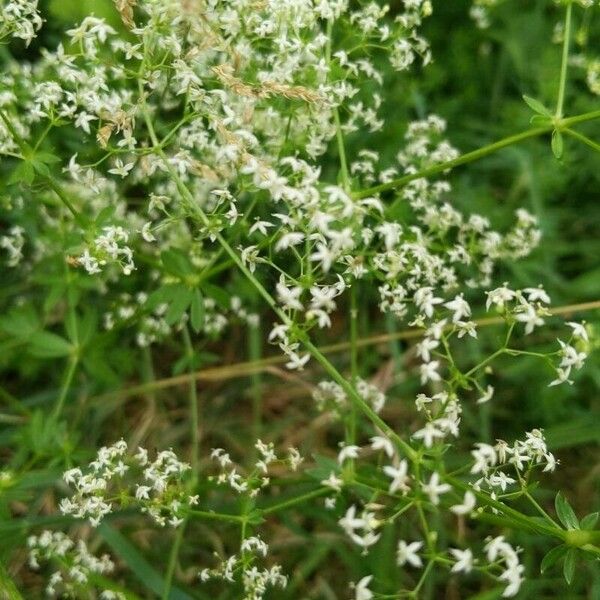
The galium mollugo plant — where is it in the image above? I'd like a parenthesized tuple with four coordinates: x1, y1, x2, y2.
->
(2, 0, 600, 598)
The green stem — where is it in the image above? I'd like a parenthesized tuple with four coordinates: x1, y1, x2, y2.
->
(261, 487, 330, 515)
(44, 177, 86, 226)
(186, 509, 245, 523)
(161, 521, 187, 600)
(564, 127, 600, 153)
(182, 325, 199, 477)
(353, 109, 600, 199)
(334, 108, 350, 190)
(248, 322, 263, 442)
(52, 356, 78, 420)
(556, 1, 573, 118)
(524, 491, 561, 529)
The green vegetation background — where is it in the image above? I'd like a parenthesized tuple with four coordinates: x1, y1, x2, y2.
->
(1, 0, 599, 598)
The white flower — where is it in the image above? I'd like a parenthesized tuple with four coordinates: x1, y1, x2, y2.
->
(396, 540, 423, 568)
(450, 548, 474, 573)
(275, 231, 305, 252)
(412, 422, 444, 448)
(450, 491, 476, 515)
(108, 158, 134, 178)
(514, 301, 544, 335)
(321, 472, 343, 492)
(420, 472, 451, 505)
(444, 294, 471, 323)
(141, 222, 155, 242)
(353, 575, 374, 600)
(486, 284, 516, 311)
(338, 444, 360, 464)
(524, 286, 550, 304)
(370, 436, 395, 458)
(383, 460, 410, 494)
(416, 337, 439, 363)
(420, 360, 441, 384)
(567, 321, 588, 342)
(477, 385, 494, 404)
(276, 278, 303, 311)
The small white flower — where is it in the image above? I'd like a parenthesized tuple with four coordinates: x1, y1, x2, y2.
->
(450, 491, 476, 515)
(421, 472, 451, 505)
(396, 540, 423, 568)
(567, 321, 588, 342)
(338, 444, 360, 464)
(450, 548, 474, 573)
(353, 575, 374, 600)
(383, 460, 410, 494)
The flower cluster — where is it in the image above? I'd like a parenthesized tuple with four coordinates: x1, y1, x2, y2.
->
(60, 440, 195, 527)
(210, 440, 303, 497)
(27, 530, 121, 599)
(0, 0, 42, 46)
(199, 535, 287, 600)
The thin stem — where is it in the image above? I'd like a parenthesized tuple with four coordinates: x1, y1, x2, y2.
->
(261, 487, 330, 515)
(326, 16, 350, 191)
(353, 109, 600, 199)
(248, 322, 263, 442)
(186, 509, 245, 523)
(334, 108, 350, 190)
(524, 491, 561, 529)
(161, 521, 187, 600)
(556, 1, 573, 118)
(182, 325, 199, 477)
(564, 127, 600, 153)
(44, 178, 86, 226)
(52, 357, 78, 420)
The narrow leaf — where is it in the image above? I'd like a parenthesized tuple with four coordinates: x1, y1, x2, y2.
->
(555, 492, 579, 530)
(165, 286, 193, 325)
(580, 512, 599, 530)
(161, 248, 193, 278)
(541, 544, 568, 574)
(8, 161, 34, 186)
(523, 94, 552, 116)
(552, 129, 564, 159)
(190, 288, 205, 333)
(563, 548, 577, 585)
(28, 331, 73, 358)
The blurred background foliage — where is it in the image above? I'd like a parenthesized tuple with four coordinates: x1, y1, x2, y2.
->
(1, 0, 600, 598)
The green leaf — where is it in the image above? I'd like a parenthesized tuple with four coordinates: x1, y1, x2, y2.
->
(551, 129, 564, 159)
(580, 512, 599, 530)
(555, 492, 579, 530)
(146, 284, 179, 311)
(8, 161, 34, 186)
(190, 289, 205, 333)
(30, 158, 50, 177)
(165, 285, 193, 325)
(563, 548, 577, 585)
(202, 283, 231, 310)
(28, 331, 73, 358)
(94, 205, 117, 226)
(523, 95, 552, 116)
(161, 248, 193, 278)
(530, 114, 552, 126)
(34, 152, 61, 164)
(541, 544, 568, 574)
(0, 305, 40, 339)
